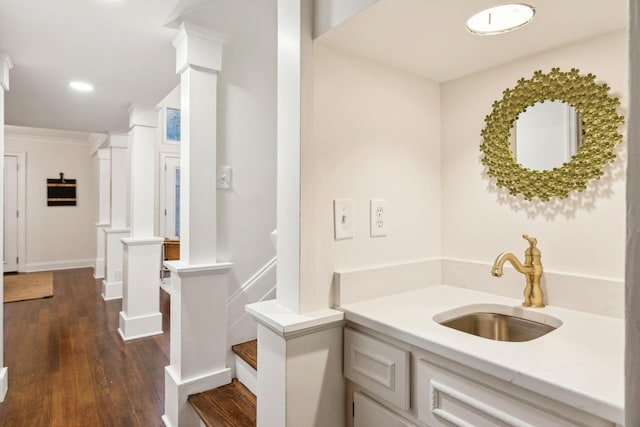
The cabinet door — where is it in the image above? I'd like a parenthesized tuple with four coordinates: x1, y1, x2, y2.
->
(344, 328, 410, 410)
(354, 392, 417, 427)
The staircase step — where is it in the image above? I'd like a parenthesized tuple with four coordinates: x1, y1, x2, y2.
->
(188, 379, 256, 427)
(232, 339, 257, 370)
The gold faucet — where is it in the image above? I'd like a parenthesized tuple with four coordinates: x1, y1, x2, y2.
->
(491, 234, 544, 308)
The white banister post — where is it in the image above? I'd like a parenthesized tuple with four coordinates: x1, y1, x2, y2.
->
(94, 148, 110, 279)
(102, 134, 130, 300)
(162, 22, 233, 427)
(0, 52, 14, 401)
(118, 106, 163, 341)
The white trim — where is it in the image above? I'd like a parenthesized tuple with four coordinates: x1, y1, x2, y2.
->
(0, 53, 14, 91)
(4, 151, 26, 272)
(159, 152, 180, 238)
(163, 260, 233, 277)
(246, 299, 344, 339)
(234, 354, 257, 395)
(118, 312, 163, 341)
(162, 365, 232, 427)
(227, 256, 277, 303)
(5, 125, 93, 146)
(0, 367, 7, 402)
(101, 280, 122, 301)
(26, 258, 93, 273)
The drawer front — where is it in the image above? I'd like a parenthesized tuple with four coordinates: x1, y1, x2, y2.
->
(417, 359, 613, 427)
(344, 328, 410, 410)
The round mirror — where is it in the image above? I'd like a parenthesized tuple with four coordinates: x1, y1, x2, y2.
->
(510, 100, 581, 170)
(480, 68, 624, 201)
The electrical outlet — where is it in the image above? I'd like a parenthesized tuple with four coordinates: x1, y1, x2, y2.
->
(333, 199, 354, 240)
(370, 199, 387, 237)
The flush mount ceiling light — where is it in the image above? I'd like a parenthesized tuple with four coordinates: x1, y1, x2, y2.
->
(69, 81, 94, 92)
(466, 4, 535, 35)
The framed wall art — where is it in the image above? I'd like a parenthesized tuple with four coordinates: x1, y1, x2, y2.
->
(165, 107, 181, 143)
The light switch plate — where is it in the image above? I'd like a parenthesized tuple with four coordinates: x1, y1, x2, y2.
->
(334, 199, 354, 240)
(370, 199, 387, 237)
(217, 166, 232, 189)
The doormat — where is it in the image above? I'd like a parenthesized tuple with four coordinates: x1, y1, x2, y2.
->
(4, 272, 53, 303)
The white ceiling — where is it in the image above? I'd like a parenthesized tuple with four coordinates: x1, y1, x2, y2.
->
(0, 0, 628, 135)
(0, 0, 184, 134)
(316, 0, 628, 83)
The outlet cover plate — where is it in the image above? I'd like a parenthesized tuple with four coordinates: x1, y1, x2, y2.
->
(370, 199, 387, 237)
(334, 199, 354, 240)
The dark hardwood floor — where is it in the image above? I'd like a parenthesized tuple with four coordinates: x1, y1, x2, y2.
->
(0, 268, 170, 426)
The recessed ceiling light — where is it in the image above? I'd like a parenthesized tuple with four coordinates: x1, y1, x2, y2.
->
(69, 81, 94, 92)
(466, 4, 535, 36)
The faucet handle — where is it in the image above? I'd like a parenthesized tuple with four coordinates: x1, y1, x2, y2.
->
(522, 234, 537, 248)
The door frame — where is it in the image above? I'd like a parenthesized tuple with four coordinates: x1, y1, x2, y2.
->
(5, 151, 26, 272)
(159, 152, 180, 238)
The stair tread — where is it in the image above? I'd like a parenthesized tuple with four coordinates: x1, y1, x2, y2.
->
(232, 340, 257, 370)
(188, 379, 256, 427)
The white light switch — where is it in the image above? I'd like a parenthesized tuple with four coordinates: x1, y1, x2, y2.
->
(370, 199, 387, 237)
(217, 166, 232, 189)
(334, 199, 354, 240)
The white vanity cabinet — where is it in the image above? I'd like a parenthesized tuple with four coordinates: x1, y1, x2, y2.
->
(344, 325, 616, 427)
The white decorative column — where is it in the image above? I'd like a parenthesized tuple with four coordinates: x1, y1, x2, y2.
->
(0, 52, 14, 401)
(162, 23, 233, 427)
(94, 148, 110, 279)
(246, 2, 345, 426)
(118, 107, 164, 341)
(102, 134, 130, 300)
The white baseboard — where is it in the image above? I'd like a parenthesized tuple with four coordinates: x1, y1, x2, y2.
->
(102, 280, 122, 301)
(163, 366, 232, 427)
(93, 257, 105, 279)
(26, 258, 94, 273)
(118, 311, 163, 341)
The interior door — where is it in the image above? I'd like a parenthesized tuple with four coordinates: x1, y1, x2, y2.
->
(4, 155, 18, 272)
(162, 156, 181, 239)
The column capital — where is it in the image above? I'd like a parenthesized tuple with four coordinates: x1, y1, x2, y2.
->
(128, 105, 158, 129)
(172, 22, 229, 74)
(107, 134, 129, 149)
(0, 53, 14, 91)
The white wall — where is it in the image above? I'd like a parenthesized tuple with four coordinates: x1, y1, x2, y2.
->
(5, 126, 97, 271)
(441, 30, 627, 280)
(305, 44, 442, 312)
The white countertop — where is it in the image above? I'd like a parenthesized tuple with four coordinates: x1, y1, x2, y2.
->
(338, 285, 624, 424)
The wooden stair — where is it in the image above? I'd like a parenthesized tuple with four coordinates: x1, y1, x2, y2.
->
(188, 340, 258, 426)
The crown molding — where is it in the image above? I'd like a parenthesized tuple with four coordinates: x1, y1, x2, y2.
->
(4, 125, 94, 146)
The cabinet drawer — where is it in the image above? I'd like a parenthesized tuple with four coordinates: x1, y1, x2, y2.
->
(344, 328, 410, 410)
(417, 359, 614, 427)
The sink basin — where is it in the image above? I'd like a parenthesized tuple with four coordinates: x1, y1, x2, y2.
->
(434, 304, 561, 342)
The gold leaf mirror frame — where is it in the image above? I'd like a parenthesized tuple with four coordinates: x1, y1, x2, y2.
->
(480, 68, 624, 201)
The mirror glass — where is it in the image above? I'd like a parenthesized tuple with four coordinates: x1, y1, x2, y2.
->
(510, 101, 581, 170)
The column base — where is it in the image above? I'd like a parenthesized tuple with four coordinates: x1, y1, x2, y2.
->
(102, 280, 122, 301)
(0, 367, 7, 402)
(118, 312, 162, 341)
(247, 300, 345, 427)
(93, 257, 105, 279)
(163, 365, 231, 427)
(119, 238, 163, 341)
